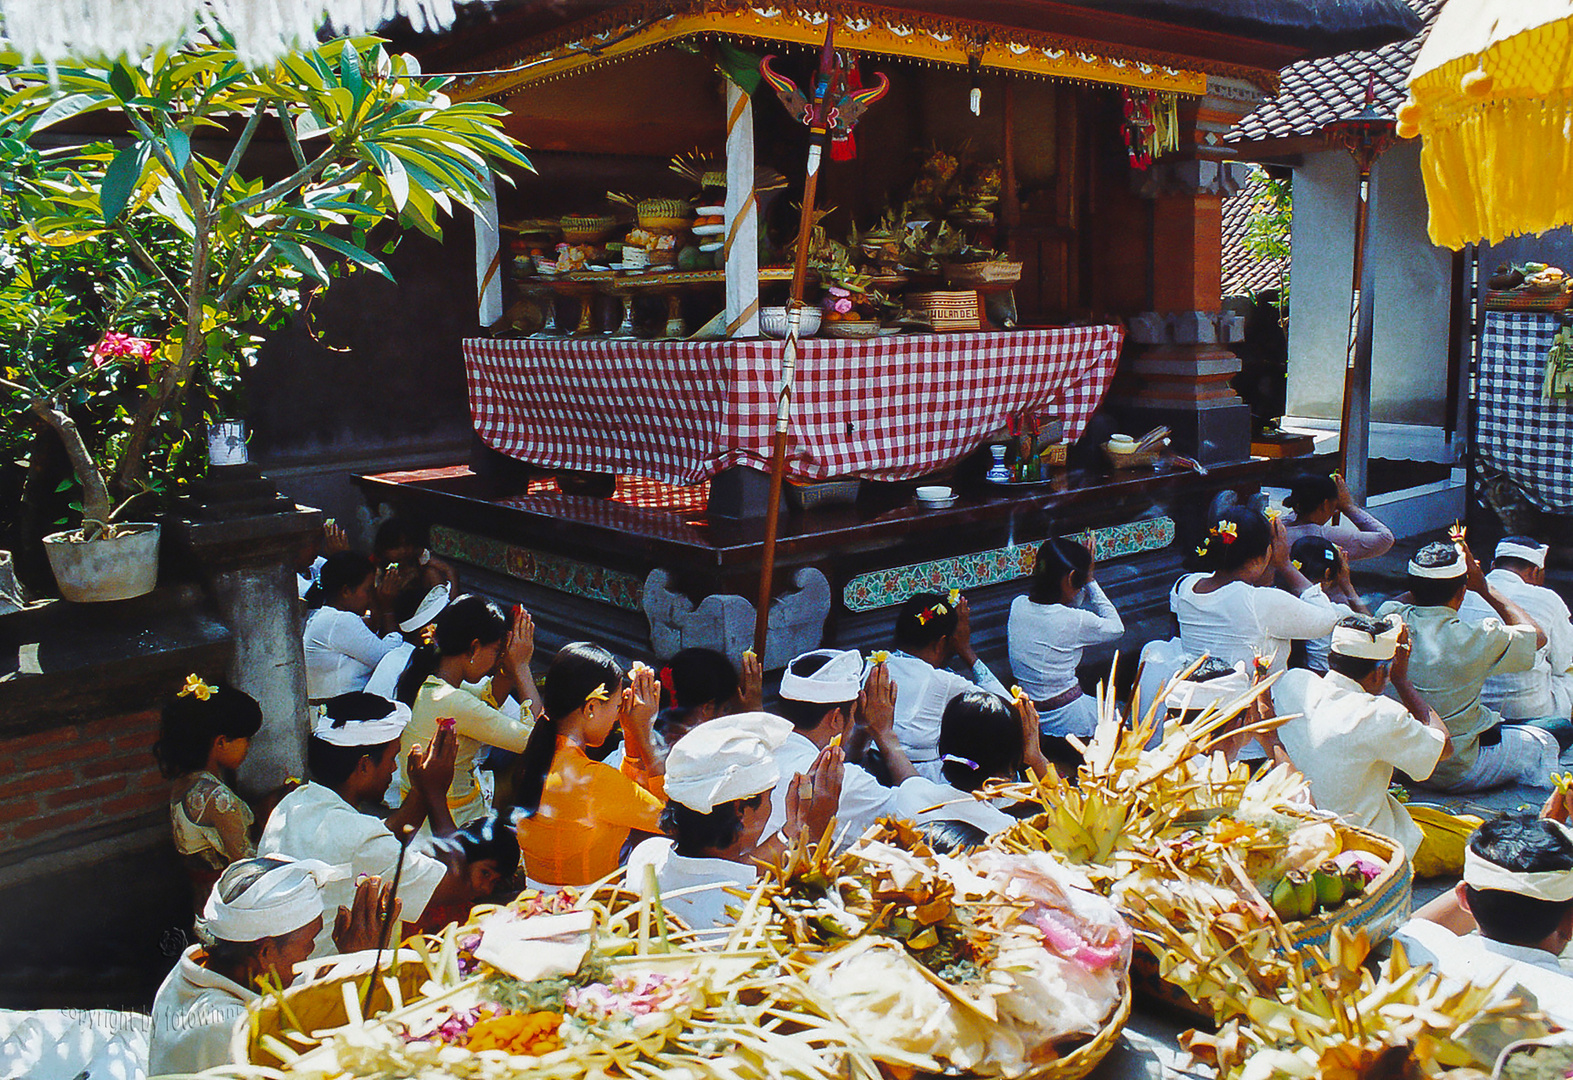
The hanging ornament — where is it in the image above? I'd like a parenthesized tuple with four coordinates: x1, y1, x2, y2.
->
(1120, 88, 1178, 171)
(759, 48, 890, 163)
(968, 54, 983, 117)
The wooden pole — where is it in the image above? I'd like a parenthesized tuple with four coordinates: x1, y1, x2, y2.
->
(753, 30, 835, 659)
(1337, 158, 1376, 501)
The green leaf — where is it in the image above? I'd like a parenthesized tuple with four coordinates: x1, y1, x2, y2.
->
(108, 62, 137, 103)
(166, 127, 190, 171)
(54, 477, 75, 493)
(339, 41, 365, 105)
(100, 143, 145, 223)
(30, 92, 117, 133)
(366, 143, 408, 211)
(302, 231, 392, 281)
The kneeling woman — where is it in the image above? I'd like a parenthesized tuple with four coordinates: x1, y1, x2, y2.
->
(513, 644, 665, 887)
(627, 713, 841, 929)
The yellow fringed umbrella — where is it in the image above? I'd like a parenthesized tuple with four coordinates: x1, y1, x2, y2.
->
(1402, 0, 1573, 249)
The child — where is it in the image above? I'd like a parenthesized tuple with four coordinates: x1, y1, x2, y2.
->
(883, 592, 1009, 781)
(1288, 536, 1367, 671)
(395, 596, 541, 827)
(416, 812, 522, 931)
(1008, 537, 1124, 744)
(513, 644, 665, 887)
(153, 674, 263, 908)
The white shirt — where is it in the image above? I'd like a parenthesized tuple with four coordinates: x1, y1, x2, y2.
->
(1460, 568, 1573, 721)
(297, 555, 325, 600)
(884, 652, 1008, 780)
(1395, 918, 1573, 1029)
(1297, 584, 1357, 672)
(1273, 669, 1446, 858)
(258, 782, 446, 958)
(302, 607, 402, 700)
(625, 838, 757, 930)
(364, 640, 415, 702)
(891, 776, 1014, 834)
(1008, 583, 1125, 701)
(148, 945, 255, 1075)
(763, 731, 916, 846)
(1171, 574, 1340, 674)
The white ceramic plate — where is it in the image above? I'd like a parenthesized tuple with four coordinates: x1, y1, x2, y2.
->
(692, 223, 726, 236)
(698, 241, 723, 253)
(696, 204, 725, 216)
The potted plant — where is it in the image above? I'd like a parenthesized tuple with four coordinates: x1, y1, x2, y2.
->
(0, 33, 531, 600)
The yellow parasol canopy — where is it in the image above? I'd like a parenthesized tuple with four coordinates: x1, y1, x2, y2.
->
(1402, 0, 1573, 249)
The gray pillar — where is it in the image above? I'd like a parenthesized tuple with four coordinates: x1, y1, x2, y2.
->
(172, 466, 323, 795)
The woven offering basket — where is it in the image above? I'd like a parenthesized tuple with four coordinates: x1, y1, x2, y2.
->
(941, 260, 1023, 290)
(1130, 822, 1411, 1023)
(239, 951, 428, 1067)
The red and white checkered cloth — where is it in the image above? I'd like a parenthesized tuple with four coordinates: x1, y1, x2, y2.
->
(465, 327, 1124, 485)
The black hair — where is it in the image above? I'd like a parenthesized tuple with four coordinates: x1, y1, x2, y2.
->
(1464, 814, 1573, 947)
(454, 811, 522, 881)
(893, 592, 960, 652)
(662, 648, 739, 712)
(374, 516, 429, 560)
(1190, 656, 1238, 682)
(660, 792, 766, 857)
(776, 652, 856, 732)
(318, 551, 375, 604)
(1407, 541, 1468, 607)
(1027, 538, 1093, 605)
(153, 681, 264, 779)
(1190, 507, 1273, 572)
(938, 690, 1022, 791)
(1290, 536, 1339, 584)
(1284, 474, 1338, 515)
(305, 692, 402, 789)
(513, 642, 627, 816)
(395, 594, 508, 705)
(919, 819, 989, 855)
(1495, 536, 1546, 574)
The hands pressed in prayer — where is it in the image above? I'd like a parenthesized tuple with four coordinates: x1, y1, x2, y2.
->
(334, 874, 401, 954)
(784, 741, 845, 842)
(739, 650, 764, 713)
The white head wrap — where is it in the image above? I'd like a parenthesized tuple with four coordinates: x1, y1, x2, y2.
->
(1463, 821, 1573, 902)
(399, 583, 452, 633)
(780, 648, 867, 704)
(199, 856, 344, 942)
(664, 712, 792, 813)
(1330, 619, 1402, 661)
(1407, 547, 1466, 579)
(1164, 662, 1251, 711)
(312, 695, 411, 746)
(1497, 539, 1549, 568)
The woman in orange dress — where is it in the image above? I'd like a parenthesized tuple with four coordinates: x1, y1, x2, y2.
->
(512, 643, 664, 887)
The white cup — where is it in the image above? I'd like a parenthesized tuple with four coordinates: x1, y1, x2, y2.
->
(916, 485, 953, 502)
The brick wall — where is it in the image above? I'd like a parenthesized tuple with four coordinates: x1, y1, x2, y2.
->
(0, 708, 167, 856)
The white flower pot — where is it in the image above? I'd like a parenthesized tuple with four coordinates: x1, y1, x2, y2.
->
(207, 419, 249, 466)
(42, 522, 161, 602)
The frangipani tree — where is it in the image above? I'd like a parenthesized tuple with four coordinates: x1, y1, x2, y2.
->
(0, 35, 530, 539)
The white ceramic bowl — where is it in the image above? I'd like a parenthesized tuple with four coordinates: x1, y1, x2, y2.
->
(917, 496, 957, 510)
(760, 306, 822, 339)
(915, 485, 953, 502)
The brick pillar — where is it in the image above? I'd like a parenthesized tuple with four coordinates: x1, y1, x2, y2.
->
(1106, 80, 1262, 465)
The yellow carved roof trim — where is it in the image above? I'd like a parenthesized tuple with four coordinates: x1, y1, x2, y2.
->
(446, 5, 1210, 102)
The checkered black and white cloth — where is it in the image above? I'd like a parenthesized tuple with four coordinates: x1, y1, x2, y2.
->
(464, 327, 1125, 485)
(1479, 311, 1573, 512)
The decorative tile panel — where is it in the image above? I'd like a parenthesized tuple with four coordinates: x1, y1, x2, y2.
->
(432, 525, 644, 611)
(841, 517, 1175, 613)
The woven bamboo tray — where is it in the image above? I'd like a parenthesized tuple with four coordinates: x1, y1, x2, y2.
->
(1129, 823, 1411, 1023)
(238, 951, 427, 1066)
(904, 982, 1132, 1080)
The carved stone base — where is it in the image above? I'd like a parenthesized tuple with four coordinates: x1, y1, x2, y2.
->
(643, 567, 830, 670)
